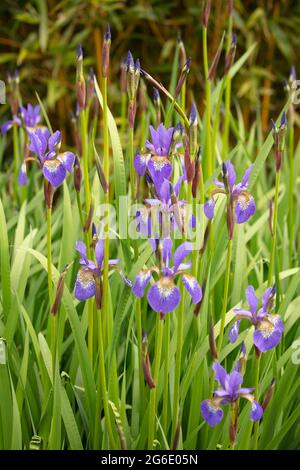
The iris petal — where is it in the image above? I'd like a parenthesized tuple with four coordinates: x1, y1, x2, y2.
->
(147, 277, 180, 313)
(74, 268, 96, 301)
(43, 158, 66, 187)
(200, 400, 224, 428)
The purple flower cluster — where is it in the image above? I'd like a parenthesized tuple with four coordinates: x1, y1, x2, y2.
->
(201, 362, 263, 427)
(229, 285, 284, 352)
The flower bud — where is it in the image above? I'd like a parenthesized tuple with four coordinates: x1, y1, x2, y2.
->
(126, 51, 136, 103)
(209, 316, 218, 361)
(272, 113, 287, 172)
(102, 24, 111, 78)
(227, 203, 234, 240)
(73, 156, 81, 192)
(44, 180, 53, 209)
(202, 0, 211, 28)
(142, 330, 155, 389)
(192, 146, 201, 198)
(178, 35, 187, 70)
(83, 197, 94, 233)
(261, 378, 275, 411)
(189, 103, 198, 159)
(208, 32, 225, 80)
(153, 88, 161, 124)
(120, 57, 127, 93)
(184, 143, 195, 183)
(175, 57, 191, 98)
(224, 33, 237, 75)
(51, 265, 69, 316)
(94, 144, 108, 193)
(76, 45, 86, 110)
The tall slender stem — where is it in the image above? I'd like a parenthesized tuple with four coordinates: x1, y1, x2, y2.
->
(217, 238, 232, 354)
(268, 172, 280, 286)
(136, 297, 144, 411)
(94, 304, 116, 449)
(80, 108, 91, 214)
(202, 26, 212, 179)
(222, 16, 233, 160)
(288, 119, 294, 266)
(172, 283, 184, 443)
(252, 354, 261, 450)
(148, 315, 164, 449)
(162, 313, 170, 432)
(47, 207, 56, 368)
(129, 126, 135, 200)
(12, 122, 20, 192)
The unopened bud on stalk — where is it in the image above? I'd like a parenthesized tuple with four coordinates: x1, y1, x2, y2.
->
(228, 0, 234, 16)
(224, 33, 237, 75)
(44, 181, 53, 209)
(268, 199, 274, 235)
(139, 79, 147, 114)
(189, 103, 198, 159)
(83, 198, 94, 233)
(120, 57, 127, 93)
(184, 143, 195, 183)
(142, 330, 155, 389)
(192, 146, 201, 198)
(202, 0, 211, 28)
(209, 316, 218, 360)
(271, 113, 287, 172)
(95, 276, 103, 310)
(236, 341, 247, 374)
(87, 68, 95, 103)
(262, 378, 275, 411)
(51, 264, 70, 315)
(153, 88, 161, 123)
(227, 202, 234, 240)
(169, 123, 184, 155)
(76, 44, 86, 110)
(178, 35, 187, 70)
(175, 57, 191, 99)
(126, 51, 136, 102)
(208, 32, 225, 80)
(74, 156, 82, 192)
(94, 143, 108, 193)
(102, 24, 111, 78)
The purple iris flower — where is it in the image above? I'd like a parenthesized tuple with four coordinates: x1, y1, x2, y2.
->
(229, 285, 284, 353)
(204, 160, 256, 225)
(132, 238, 202, 314)
(27, 127, 75, 187)
(200, 362, 263, 427)
(1, 104, 41, 134)
(74, 238, 121, 302)
(140, 177, 195, 236)
(134, 123, 180, 188)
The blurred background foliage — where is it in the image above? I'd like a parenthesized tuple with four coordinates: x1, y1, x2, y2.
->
(0, 0, 300, 141)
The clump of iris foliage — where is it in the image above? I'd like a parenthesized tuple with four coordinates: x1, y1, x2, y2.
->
(0, 1, 300, 451)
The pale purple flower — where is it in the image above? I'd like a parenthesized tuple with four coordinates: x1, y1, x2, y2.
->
(28, 127, 75, 187)
(204, 160, 256, 225)
(230, 285, 284, 353)
(1, 104, 41, 134)
(132, 238, 202, 314)
(200, 362, 263, 427)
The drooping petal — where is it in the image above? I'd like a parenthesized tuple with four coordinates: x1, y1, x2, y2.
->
(212, 362, 227, 389)
(42, 158, 66, 187)
(200, 400, 224, 428)
(1, 120, 14, 133)
(233, 309, 253, 320)
(58, 151, 75, 173)
(204, 198, 215, 219)
(229, 320, 240, 343)
(134, 152, 150, 176)
(148, 156, 172, 185)
(149, 125, 160, 151)
(147, 277, 180, 313)
(253, 320, 283, 352)
(132, 270, 153, 298)
(238, 387, 255, 396)
(76, 240, 87, 261)
(225, 160, 236, 191)
(95, 238, 104, 268)
(182, 274, 202, 304)
(235, 192, 256, 224)
(74, 268, 96, 301)
(173, 241, 193, 271)
(268, 314, 284, 333)
(17, 163, 27, 186)
(250, 400, 263, 421)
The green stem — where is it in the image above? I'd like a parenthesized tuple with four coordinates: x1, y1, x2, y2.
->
(136, 297, 144, 412)
(222, 16, 233, 160)
(217, 238, 232, 354)
(76, 191, 84, 228)
(129, 126, 135, 200)
(47, 207, 56, 369)
(162, 313, 170, 433)
(12, 122, 20, 201)
(203, 26, 212, 178)
(268, 171, 280, 286)
(212, 79, 226, 165)
(148, 315, 164, 449)
(120, 92, 127, 144)
(172, 282, 184, 443)
(288, 119, 294, 266)
(252, 354, 261, 450)
(94, 304, 116, 449)
(80, 108, 91, 214)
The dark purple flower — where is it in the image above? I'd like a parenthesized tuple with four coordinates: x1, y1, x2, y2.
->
(200, 362, 263, 427)
(204, 160, 256, 225)
(230, 285, 284, 352)
(132, 238, 202, 314)
(28, 127, 75, 187)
